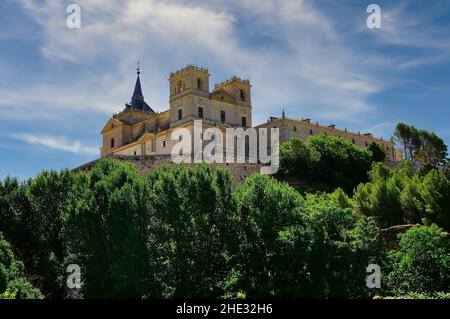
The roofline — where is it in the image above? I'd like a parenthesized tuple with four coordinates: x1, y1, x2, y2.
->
(255, 116, 393, 144)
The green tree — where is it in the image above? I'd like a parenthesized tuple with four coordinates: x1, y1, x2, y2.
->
(386, 225, 450, 295)
(420, 169, 450, 230)
(232, 175, 382, 298)
(0, 170, 74, 298)
(353, 163, 403, 225)
(368, 142, 387, 162)
(0, 233, 43, 299)
(146, 163, 237, 298)
(64, 158, 153, 298)
(232, 174, 306, 298)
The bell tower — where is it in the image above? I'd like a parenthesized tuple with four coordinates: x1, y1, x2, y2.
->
(169, 64, 210, 102)
(169, 65, 210, 126)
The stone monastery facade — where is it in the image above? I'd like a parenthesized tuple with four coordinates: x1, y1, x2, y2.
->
(100, 65, 397, 162)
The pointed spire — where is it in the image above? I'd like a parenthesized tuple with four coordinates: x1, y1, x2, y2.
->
(127, 63, 155, 113)
(132, 63, 143, 100)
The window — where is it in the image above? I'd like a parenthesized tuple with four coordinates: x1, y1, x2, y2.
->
(163, 141, 166, 148)
(293, 126, 297, 132)
(310, 129, 313, 135)
(240, 89, 246, 101)
(110, 138, 115, 148)
(176, 81, 182, 94)
(352, 139, 355, 144)
(134, 151, 137, 156)
(197, 78, 202, 90)
(220, 110, 226, 123)
(365, 142, 368, 147)
(198, 107, 204, 119)
(178, 108, 182, 120)
(241, 116, 247, 127)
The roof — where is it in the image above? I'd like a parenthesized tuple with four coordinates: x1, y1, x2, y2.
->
(128, 69, 155, 113)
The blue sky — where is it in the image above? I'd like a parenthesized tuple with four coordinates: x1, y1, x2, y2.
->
(1, 0, 450, 179)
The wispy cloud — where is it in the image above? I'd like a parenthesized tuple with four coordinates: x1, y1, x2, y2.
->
(12, 133, 98, 155)
(8, 0, 387, 124)
(39, 47, 78, 63)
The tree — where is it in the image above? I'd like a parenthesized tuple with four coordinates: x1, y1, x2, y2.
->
(0, 233, 43, 299)
(368, 142, 387, 162)
(279, 134, 374, 194)
(394, 123, 448, 165)
(420, 169, 450, 230)
(146, 163, 237, 298)
(353, 163, 403, 226)
(386, 225, 450, 295)
(394, 123, 415, 161)
(232, 174, 382, 299)
(232, 174, 306, 298)
(0, 170, 74, 298)
(64, 158, 153, 298)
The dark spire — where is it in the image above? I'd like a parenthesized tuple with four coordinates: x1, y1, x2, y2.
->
(132, 67, 144, 100)
(128, 63, 155, 113)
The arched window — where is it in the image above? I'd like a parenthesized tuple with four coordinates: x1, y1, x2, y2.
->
(197, 78, 202, 90)
(310, 129, 313, 135)
(110, 138, 115, 148)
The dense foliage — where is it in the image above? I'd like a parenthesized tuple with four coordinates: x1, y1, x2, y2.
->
(0, 159, 385, 298)
(354, 162, 450, 230)
(385, 225, 450, 295)
(0, 233, 43, 299)
(278, 135, 384, 194)
(0, 132, 449, 299)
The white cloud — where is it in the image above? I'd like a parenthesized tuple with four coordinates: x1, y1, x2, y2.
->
(6, 0, 419, 131)
(39, 47, 78, 63)
(12, 132, 98, 155)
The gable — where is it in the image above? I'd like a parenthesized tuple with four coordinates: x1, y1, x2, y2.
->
(210, 89, 236, 104)
(101, 118, 125, 134)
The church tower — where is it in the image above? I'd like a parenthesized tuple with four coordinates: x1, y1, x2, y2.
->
(168, 64, 210, 126)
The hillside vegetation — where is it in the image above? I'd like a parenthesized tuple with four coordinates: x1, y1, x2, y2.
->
(1, 126, 449, 299)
